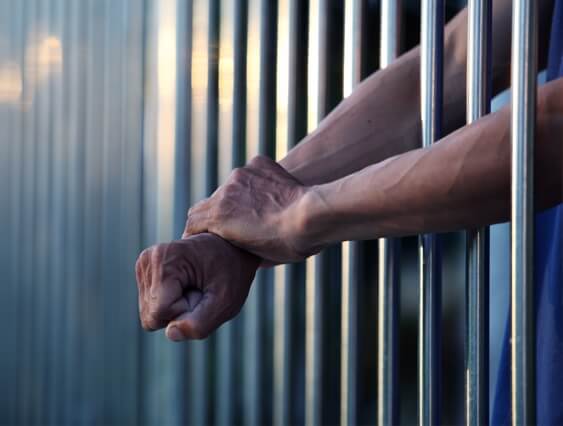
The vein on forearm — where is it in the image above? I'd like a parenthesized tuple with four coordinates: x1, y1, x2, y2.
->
(308, 78, 563, 245)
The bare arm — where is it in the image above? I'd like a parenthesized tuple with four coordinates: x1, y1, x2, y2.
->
(279, 0, 554, 186)
(184, 78, 563, 263)
(296, 78, 563, 249)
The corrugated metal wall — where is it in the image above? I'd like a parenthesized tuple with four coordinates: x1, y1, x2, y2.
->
(0, 1, 471, 425)
(0, 0, 145, 424)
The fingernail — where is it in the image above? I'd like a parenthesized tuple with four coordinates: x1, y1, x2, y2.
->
(167, 326, 184, 342)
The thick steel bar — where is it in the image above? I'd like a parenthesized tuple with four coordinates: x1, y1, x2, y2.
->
(341, 1, 364, 425)
(273, 1, 293, 425)
(243, 1, 262, 423)
(465, 0, 491, 424)
(216, 1, 236, 425)
(377, 1, 401, 425)
(189, 1, 216, 425)
(510, 0, 537, 424)
(305, 1, 328, 424)
(244, 0, 277, 424)
(419, 0, 444, 425)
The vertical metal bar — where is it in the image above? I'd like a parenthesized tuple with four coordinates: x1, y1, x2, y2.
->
(419, 0, 444, 425)
(142, 0, 185, 424)
(273, 1, 292, 425)
(305, 1, 328, 425)
(341, 1, 364, 425)
(465, 0, 491, 424)
(189, 1, 213, 425)
(274, 1, 307, 424)
(244, 1, 277, 424)
(243, 1, 262, 424)
(377, 1, 401, 425)
(510, 0, 537, 424)
(216, 1, 237, 424)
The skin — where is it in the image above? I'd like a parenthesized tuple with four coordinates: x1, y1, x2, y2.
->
(137, 0, 559, 341)
(185, 79, 563, 260)
(136, 234, 259, 340)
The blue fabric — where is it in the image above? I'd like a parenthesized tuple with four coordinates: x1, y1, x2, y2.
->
(492, 1, 563, 424)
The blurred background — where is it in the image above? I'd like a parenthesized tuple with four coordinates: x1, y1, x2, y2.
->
(0, 0, 512, 425)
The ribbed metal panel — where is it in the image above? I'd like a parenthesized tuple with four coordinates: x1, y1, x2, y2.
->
(0, 0, 146, 424)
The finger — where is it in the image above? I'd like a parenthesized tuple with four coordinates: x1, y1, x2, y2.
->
(165, 294, 221, 341)
(248, 155, 302, 183)
(183, 209, 212, 239)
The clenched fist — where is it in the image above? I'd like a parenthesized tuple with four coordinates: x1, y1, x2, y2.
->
(135, 233, 259, 341)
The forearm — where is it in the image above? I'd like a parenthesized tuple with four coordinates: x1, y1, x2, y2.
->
(300, 78, 563, 247)
(279, 0, 553, 187)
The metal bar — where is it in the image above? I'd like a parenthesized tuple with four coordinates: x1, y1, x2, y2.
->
(510, 0, 537, 424)
(189, 1, 214, 425)
(273, 1, 292, 425)
(244, 1, 277, 424)
(341, 1, 364, 425)
(377, 1, 401, 425)
(243, 1, 262, 424)
(419, 0, 444, 425)
(465, 0, 491, 424)
(305, 1, 328, 424)
(274, 1, 307, 423)
(216, 1, 237, 423)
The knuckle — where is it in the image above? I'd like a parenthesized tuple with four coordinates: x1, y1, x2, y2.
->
(249, 154, 267, 166)
(230, 167, 245, 182)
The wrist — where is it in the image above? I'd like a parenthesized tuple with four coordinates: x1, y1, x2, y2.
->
(285, 185, 332, 258)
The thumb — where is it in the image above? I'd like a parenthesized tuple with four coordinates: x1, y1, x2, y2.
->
(165, 294, 220, 341)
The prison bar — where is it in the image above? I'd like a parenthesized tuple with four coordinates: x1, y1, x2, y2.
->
(465, 0, 491, 424)
(273, 0, 299, 425)
(216, 1, 239, 424)
(376, 1, 401, 425)
(510, 0, 537, 424)
(305, 1, 330, 425)
(340, 1, 364, 425)
(189, 1, 215, 424)
(419, 0, 444, 425)
(0, 0, 547, 424)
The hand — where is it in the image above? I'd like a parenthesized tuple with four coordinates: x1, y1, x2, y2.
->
(183, 155, 318, 264)
(135, 233, 259, 341)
